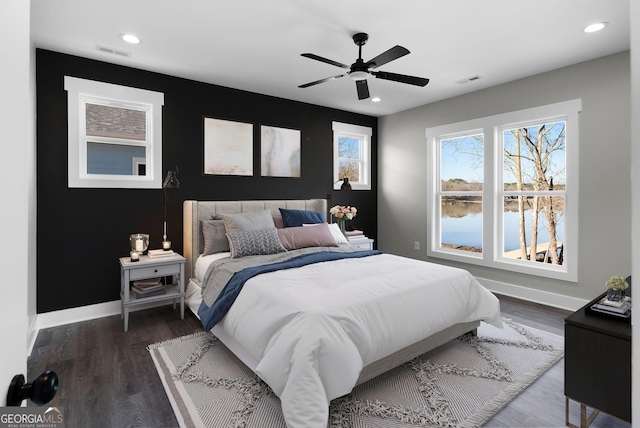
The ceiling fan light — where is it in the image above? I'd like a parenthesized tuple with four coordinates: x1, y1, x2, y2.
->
(349, 70, 369, 81)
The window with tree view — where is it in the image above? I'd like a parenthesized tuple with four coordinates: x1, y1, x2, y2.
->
(333, 121, 371, 190)
(439, 133, 484, 254)
(501, 122, 565, 265)
(338, 136, 362, 183)
(427, 99, 580, 281)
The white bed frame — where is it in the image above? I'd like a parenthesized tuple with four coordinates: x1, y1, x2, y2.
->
(182, 199, 478, 386)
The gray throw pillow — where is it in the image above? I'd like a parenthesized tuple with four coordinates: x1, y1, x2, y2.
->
(227, 227, 287, 259)
(222, 210, 275, 233)
(201, 220, 230, 255)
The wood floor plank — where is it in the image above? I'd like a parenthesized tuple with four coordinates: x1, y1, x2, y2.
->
(27, 295, 630, 427)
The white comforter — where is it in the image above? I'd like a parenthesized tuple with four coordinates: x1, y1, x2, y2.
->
(213, 252, 501, 428)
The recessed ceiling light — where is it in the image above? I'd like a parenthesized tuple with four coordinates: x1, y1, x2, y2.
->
(121, 34, 141, 44)
(583, 22, 608, 33)
(371, 97, 381, 103)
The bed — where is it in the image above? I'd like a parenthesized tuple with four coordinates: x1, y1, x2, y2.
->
(183, 199, 501, 428)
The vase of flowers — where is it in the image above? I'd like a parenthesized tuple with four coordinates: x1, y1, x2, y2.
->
(330, 205, 357, 235)
(605, 275, 629, 302)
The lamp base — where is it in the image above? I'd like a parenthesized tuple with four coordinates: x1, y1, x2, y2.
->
(162, 240, 171, 251)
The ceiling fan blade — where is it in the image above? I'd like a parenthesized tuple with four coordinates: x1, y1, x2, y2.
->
(298, 74, 346, 88)
(365, 46, 410, 69)
(301, 53, 349, 69)
(372, 71, 429, 87)
(356, 80, 370, 100)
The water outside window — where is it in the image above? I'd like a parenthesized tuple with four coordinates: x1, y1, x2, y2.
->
(439, 123, 565, 264)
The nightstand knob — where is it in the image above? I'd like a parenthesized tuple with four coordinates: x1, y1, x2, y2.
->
(154, 269, 158, 272)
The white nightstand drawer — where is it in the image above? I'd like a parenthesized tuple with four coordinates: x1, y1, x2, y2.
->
(349, 238, 374, 250)
(128, 263, 181, 280)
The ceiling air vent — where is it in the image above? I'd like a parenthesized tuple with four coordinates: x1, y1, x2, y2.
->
(455, 75, 482, 84)
(96, 45, 132, 58)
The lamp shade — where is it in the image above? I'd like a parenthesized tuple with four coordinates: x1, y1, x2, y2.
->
(163, 169, 180, 189)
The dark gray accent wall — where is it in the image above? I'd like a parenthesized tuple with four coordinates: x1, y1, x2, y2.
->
(36, 49, 377, 313)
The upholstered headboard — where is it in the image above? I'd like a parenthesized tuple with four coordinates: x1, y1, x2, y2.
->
(182, 199, 327, 280)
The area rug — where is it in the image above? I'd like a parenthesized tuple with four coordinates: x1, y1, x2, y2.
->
(148, 318, 563, 428)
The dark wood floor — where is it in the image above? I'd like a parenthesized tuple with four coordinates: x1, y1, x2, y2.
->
(27, 295, 631, 427)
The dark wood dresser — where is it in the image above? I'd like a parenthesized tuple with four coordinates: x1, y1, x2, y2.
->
(564, 291, 631, 427)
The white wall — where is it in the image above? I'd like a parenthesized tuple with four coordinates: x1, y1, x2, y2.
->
(378, 52, 631, 307)
(630, 0, 639, 424)
(0, 1, 35, 404)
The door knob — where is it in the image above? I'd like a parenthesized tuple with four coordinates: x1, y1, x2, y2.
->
(6, 371, 58, 406)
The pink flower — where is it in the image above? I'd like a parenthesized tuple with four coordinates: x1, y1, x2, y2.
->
(330, 205, 357, 222)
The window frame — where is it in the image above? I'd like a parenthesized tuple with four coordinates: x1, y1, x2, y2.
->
(435, 129, 485, 261)
(64, 76, 164, 188)
(332, 121, 372, 190)
(426, 99, 581, 281)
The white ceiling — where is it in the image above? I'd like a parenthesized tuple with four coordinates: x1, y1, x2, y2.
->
(31, 0, 630, 117)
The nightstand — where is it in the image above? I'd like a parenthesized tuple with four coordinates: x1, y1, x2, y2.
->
(564, 291, 631, 426)
(119, 253, 186, 332)
(349, 237, 374, 250)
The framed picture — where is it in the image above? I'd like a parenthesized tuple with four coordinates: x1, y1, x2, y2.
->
(261, 125, 301, 178)
(204, 117, 253, 176)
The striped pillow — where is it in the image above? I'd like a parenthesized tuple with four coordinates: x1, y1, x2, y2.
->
(226, 228, 287, 259)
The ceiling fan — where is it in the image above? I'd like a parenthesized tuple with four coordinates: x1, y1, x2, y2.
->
(298, 32, 429, 100)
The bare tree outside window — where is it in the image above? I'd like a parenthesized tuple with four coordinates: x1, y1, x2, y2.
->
(428, 99, 578, 280)
(503, 122, 565, 264)
(338, 136, 361, 182)
(439, 124, 565, 265)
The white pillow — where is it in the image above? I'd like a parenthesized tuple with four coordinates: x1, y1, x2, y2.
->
(303, 222, 349, 245)
(221, 210, 275, 233)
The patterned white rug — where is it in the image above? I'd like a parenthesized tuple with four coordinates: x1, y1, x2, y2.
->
(148, 318, 563, 428)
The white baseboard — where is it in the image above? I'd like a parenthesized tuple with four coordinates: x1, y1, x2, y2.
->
(478, 277, 588, 312)
(27, 315, 38, 357)
(37, 300, 121, 330)
(29, 301, 121, 355)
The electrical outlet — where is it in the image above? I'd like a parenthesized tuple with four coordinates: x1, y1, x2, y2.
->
(414, 241, 420, 251)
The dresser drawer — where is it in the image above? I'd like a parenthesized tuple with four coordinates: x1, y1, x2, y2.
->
(128, 262, 181, 280)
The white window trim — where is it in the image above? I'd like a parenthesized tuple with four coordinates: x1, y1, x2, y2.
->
(426, 99, 581, 282)
(332, 121, 372, 190)
(64, 76, 164, 188)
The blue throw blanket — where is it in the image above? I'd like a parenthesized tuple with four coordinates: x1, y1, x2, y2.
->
(198, 250, 380, 330)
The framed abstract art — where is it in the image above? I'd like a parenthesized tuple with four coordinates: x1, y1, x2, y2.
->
(204, 117, 253, 176)
(260, 125, 301, 178)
